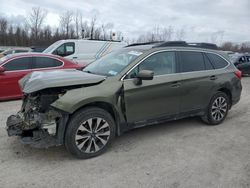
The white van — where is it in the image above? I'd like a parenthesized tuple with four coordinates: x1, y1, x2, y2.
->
(43, 39, 127, 65)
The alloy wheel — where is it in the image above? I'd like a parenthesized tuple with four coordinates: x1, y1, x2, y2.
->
(211, 96, 228, 121)
(75, 117, 110, 153)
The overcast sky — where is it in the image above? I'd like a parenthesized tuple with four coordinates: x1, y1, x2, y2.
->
(0, 0, 249, 43)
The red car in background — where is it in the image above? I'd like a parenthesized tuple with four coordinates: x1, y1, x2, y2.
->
(0, 53, 84, 101)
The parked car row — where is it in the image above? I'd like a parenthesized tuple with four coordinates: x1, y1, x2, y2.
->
(229, 53, 250, 75)
(43, 39, 127, 65)
(0, 53, 84, 100)
(0, 39, 127, 101)
(0, 48, 30, 58)
(6, 41, 242, 159)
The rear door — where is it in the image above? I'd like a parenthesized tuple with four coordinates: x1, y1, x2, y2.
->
(0, 57, 33, 99)
(177, 51, 216, 113)
(123, 51, 182, 124)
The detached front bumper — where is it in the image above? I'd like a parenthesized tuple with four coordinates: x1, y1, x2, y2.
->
(6, 115, 23, 136)
(6, 113, 69, 148)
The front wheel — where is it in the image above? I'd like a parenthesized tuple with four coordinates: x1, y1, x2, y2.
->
(201, 92, 229, 125)
(65, 107, 116, 159)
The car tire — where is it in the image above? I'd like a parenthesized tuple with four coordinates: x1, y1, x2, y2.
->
(65, 107, 116, 159)
(201, 92, 229, 125)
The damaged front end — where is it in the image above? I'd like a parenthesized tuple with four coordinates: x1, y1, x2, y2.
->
(6, 89, 69, 148)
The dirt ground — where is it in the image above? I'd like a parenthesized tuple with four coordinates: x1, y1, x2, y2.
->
(0, 78, 249, 188)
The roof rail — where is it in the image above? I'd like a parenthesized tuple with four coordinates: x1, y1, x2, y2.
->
(153, 41, 218, 50)
(126, 41, 163, 47)
(87, 38, 122, 42)
(154, 41, 188, 47)
(188, 43, 218, 50)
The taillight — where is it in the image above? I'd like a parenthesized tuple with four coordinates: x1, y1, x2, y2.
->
(234, 70, 242, 79)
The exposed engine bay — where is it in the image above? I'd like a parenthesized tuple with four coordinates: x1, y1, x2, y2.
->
(6, 88, 67, 148)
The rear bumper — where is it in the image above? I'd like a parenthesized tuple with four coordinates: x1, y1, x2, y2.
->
(232, 95, 241, 106)
(231, 79, 242, 106)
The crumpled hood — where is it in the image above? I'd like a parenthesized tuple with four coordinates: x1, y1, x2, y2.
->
(19, 69, 106, 93)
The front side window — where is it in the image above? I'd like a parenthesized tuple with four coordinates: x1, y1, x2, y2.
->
(140, 51, 176, 75)
(206, 53, 229, 69)
(126, 51, 176, 79)
(3, 57, 32, 71)
(53, 42, 75, 57)
(179, 51, 205, 72)
(83, 49, 142, 76)
(34, 57, 62, 69)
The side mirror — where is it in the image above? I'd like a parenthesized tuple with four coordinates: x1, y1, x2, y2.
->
(0, 66, 5, 73)
(133, 70, 154, 85)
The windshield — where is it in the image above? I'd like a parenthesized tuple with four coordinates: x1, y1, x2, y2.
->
(83, 49, 143, 76)
(43, 41, 62, 53)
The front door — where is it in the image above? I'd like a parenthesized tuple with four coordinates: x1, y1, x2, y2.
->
(123, 51, 182, 123)
(0, 57, 33, 100)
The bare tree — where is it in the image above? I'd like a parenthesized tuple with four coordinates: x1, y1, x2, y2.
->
(101, 22, 114, 40)
(60, 11, 73, 38)
(27, 7, 47, 40)
(175, 27, 186, 40)
(90, 15, 97, 39)
(210, 30, 224, 44)
(161, 26, 173, 41)
(136, 26, 175, 43)
(0, 18, 8, 44)
(74, 10, 81, 39)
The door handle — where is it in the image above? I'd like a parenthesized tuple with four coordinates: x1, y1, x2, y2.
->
(72, 57, 77, 59)
(171, 82, 181, 88)
(210, 75, 217, 80)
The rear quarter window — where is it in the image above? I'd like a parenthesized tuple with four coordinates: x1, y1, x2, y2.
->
(206, 53, 229, 69)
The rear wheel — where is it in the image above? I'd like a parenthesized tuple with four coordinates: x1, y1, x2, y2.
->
(65, 107, 116, 159)
(201, 92, 229, 125)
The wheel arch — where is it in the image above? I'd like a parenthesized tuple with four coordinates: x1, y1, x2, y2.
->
(217, 87, 232, 108)
(67, 101, 123, 137)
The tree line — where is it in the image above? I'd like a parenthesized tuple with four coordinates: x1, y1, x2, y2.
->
(0, 7, 249, 53)
(0, 7, 123, 47)
(134, 26, 250, 53)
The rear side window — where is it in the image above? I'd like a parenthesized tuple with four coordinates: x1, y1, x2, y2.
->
(206, 53, 228, 69)
(34, 57, 63, 69)
(179, 51, 205, 72)
(3, 57, 32, 71)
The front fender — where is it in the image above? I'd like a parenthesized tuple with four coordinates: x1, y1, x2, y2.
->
(51, 81, 123, 114)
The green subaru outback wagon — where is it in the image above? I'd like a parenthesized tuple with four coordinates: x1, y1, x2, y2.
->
(7, 41, 242, 158)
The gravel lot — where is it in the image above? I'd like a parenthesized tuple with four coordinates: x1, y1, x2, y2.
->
(0, 78, 250, 188)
